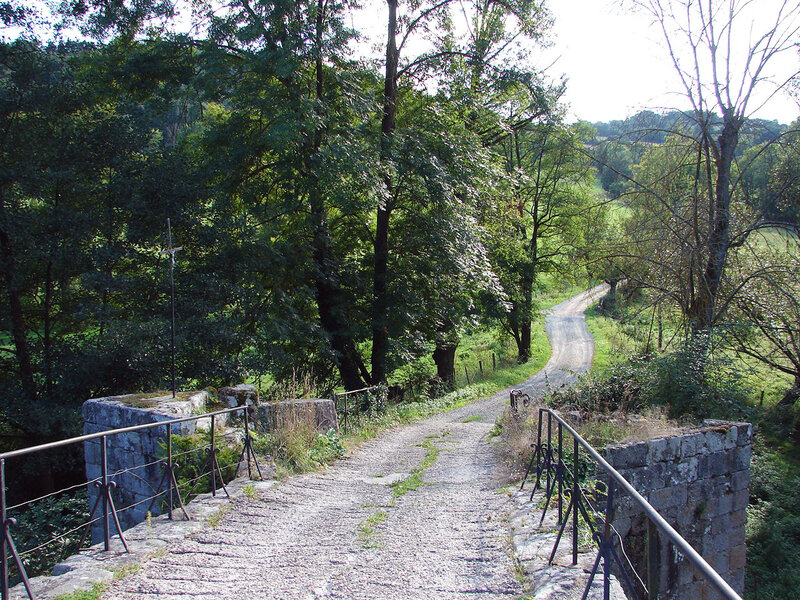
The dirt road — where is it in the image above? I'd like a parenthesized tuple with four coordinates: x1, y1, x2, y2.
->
(102, 285, 606, 600)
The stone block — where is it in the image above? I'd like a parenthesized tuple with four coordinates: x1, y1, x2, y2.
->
(730, 509, 746, 529)
(711, 513, 731, 537)
(728, 567, 745, 593)
(734, 446, 752, 471)
(731, 469, 750, 492)
(607, 441, 648, 469)
(732, 489, 749, 512)
(737, 424, 753, 447)
(632, 466, 653, 491)
(649, 485, 688, 510)
(716, 491, 734, 515)
(707, 453, 733, 477)
(702, 532, 728, 558)
(612, 515, 632, 538)
(219, 384, 258, 408)
(668, 457, 699, 485)
(647, 437, 669, 463)
(664, 435, 682, 460)
(680, 433, 706, 459)
(728, 523, 745, 549)
(723, 426, 738, 450)
(255, 399, 338, 434)
(705, 431, 724, 453)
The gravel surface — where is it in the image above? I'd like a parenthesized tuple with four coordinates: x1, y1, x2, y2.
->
(102, 286, 607, 600)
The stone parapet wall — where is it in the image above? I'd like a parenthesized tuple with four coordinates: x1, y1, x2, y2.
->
(82, 391, 212, 540)
(603, 420, 752, 599)
(82, 389, 337, 541)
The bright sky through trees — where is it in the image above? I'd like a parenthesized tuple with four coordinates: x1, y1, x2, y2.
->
(351, 0, 799, 124)
(544, 0, 800, 124)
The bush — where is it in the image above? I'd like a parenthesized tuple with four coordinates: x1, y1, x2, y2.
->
(252, 427, 345, 475)
(746, 448, 800, 599)
(167, 431, 241, 502)
(10, 490, 89, 581)
(550, 340, 751, 421)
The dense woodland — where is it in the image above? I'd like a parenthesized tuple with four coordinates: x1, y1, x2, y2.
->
(2, 0, 800, 596)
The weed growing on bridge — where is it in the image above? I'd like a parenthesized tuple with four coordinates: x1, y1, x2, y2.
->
(357, 510, 389, 548)
(205, 506, 230, 528)
(390, 437, 443, 498)
(53, 563, 141, 600)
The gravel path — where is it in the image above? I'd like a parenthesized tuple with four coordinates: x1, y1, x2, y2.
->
(102, 285, 607, 600)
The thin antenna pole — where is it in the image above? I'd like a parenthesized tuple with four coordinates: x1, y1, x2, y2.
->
(162, 219, 182, 399)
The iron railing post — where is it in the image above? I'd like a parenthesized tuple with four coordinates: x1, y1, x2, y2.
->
(101, 436, 110, 551)
(647, 519, 659, 598)
(210, 415, 217, 497)
(1, 458, 6, 600)
(533, 408, 544, 492)
(546, 412, 552, 495)
(602, 480, 616, 600)
(573, 435, 579, 565)
(244, 409, 252, 480)
(557, 421, 563, 525)
(167, 426, 173, 520)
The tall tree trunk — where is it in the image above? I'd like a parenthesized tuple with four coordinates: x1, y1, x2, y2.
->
(309, 196, 367, 391)
(517, 277, 533, 363)
(372, 0, 399, 385)
(0, 227, 37, 402)
(432, 318, 457, 388)
(432, 341, 457, 389)
(688, 116, 740, 331)
(304, 0, 367, 391)
(778, 374, 800, 407)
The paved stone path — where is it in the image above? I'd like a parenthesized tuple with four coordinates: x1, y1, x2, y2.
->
(101, 286, 607, 600)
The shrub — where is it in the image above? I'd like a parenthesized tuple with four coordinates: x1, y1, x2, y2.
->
(746, 449, 800, 599)
(10, 490, 89, 581)
(167, 431, 241, 502)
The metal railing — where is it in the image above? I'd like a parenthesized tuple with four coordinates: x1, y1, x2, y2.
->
(517, 400, 743, 600)
(332, 386, 383, 433)
(0, 405, 263, 600)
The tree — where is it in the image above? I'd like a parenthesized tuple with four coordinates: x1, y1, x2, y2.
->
(728, 234, 800, 406)
(370, 0, 551, 383)
(630, 0, 800, 331)
(484, 120, 595, 361)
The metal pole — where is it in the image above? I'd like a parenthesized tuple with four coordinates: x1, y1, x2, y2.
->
(168, 219, 176, 399)
(647, 519, 659, 598)
(1, 458, 7, 600)
(546, 412, 552, 495)
(244, 410, 252, 480)
(603, 480, 616, 600)
(210, 415, 217, 498)
(573, 435, 579, 565)
(558, 422, 563, 525)
(167, 426, 173, 520)
(101, 437, 110, 552)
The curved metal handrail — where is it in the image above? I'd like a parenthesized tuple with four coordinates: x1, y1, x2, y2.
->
(519, 401, 743, 600)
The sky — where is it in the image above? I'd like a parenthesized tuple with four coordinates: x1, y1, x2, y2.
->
(539, 0, 800, 124)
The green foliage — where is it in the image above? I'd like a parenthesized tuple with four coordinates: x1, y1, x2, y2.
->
(167, 432, 241, 501)
(357, 509, 389, 548)
(746, 448, 800, 599)
(390, 438, 442, 498)
(548, 338, 751, 421)
(10, 491, 89, 581)
(252, 428, 345, 476)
